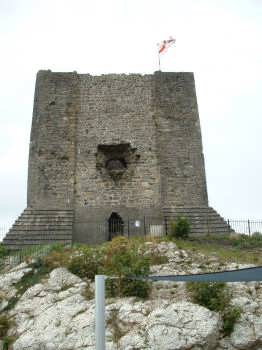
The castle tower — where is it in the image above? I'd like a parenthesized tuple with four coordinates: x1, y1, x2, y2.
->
(3, 71, 229, 249)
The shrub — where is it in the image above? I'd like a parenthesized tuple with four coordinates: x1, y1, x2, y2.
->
(102, 237, 151, 298)
(42, 249, 71, 269)
(0, 244, 8, 259)
(222, 306, 242, 336)
(170, 216, 191, 239)
(0, 314, 10, 338)
(187, 282, 229, 311)
(68, 247, 100, 280)
(187, 282, 241, 335)
(49, 243, 67, 252)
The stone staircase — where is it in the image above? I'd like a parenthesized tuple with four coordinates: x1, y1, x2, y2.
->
(163, 207, 232, 236)
(3, 208, 74, 250)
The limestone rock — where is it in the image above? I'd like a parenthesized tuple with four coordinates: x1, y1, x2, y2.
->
(7, 267, 223, 350)
(0, 262, 32, 309)
(145, 302, 220, 350)
(0, 262, 32, 292)
(230, 313, 262, 349)
(0, 246, 261, 350)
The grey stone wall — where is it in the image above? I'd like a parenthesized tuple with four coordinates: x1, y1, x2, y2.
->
(27, 71, 79, 209)
(153, 72, 208, 207)
(26, 70, 209, 243)
(75, 74, 161, 210)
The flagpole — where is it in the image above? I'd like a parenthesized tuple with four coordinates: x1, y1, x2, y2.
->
(158, 53, 161, 71)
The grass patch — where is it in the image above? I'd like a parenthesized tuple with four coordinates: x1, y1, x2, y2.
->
(172, 237, 262, 265)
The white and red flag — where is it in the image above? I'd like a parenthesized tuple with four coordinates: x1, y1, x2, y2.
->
(158, 36, 176, 54)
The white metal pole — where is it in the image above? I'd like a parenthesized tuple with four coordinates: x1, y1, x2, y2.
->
(95, 275, 106, 350)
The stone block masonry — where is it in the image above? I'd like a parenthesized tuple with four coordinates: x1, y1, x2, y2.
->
(3, 70, 230, 249)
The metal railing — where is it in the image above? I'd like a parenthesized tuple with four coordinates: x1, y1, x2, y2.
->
(0, 243, 69, 270)
(1, 218, 262, 242)
(227, 219, 262, 236)
(75, 217, 166, 242)
(0, 226, 8, 243)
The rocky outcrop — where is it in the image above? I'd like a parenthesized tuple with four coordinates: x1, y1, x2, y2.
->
(0, 242, 261, 350)
(7, 268, 221, 350)
(0, 262, 32, 312)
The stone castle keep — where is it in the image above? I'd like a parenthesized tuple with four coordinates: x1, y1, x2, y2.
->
(3, 70, 230, 249)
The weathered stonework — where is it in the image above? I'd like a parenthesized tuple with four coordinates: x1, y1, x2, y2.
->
(3, 70, 230, 248)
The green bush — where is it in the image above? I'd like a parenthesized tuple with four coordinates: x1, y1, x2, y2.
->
(170, 216, 191, 239)
(42, 250, 71, 269)
(68, 247, 100, 280)
(187, 282, 229, 311)
(102, 237, 151, 298)
(49, 243, 67, 252)
(0, 244, 8, 259)
(0, 314, 10, 338)
(187, 282, 241, 335)
(222, 306, 242, 336)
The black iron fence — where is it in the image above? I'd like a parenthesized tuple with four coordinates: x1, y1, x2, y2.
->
(0, 226, 8, 243)
(1, 218, 262, 245)
(0, 218, 262, 271)
(0, 244, 59, 270)
(227, 219, 262, 236)
(75, 217, 166, 242)
(75, 218, 262, 241)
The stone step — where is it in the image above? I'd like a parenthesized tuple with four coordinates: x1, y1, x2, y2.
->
(16, 217, 73, 222)
(24, 209, 73, 214)
(166, 222, 229, 230)
(3, 240, 72, 249)
(12, 225, 73, 230)
(164, 211, 223, 216)
(18, 216, 74, 222)
(4, 236, 72, 242)
(2, 208, 74, 249)
(165, 216, 227, 224)
(4, 231, 72, 238)
(163, 206, 232, 235)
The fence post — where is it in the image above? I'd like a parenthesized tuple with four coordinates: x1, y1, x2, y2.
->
(95, 275, 105, 350)
(227, 219, 230, 234)
(127, 217, 130, 238)
(164, 216, 168, 236)
(248, 220, 251, 236)
(143, 216, 146, 236)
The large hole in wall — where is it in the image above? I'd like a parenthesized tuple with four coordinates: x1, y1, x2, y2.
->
(96, 143, 138, 181)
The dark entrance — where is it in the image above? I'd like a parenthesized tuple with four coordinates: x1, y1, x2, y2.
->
(108, 212, 124, 240)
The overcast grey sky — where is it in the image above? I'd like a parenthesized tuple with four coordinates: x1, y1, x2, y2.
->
(0, 0, 261, 230)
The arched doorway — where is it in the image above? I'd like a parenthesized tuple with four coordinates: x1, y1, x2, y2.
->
(108, 212, 124, 240)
